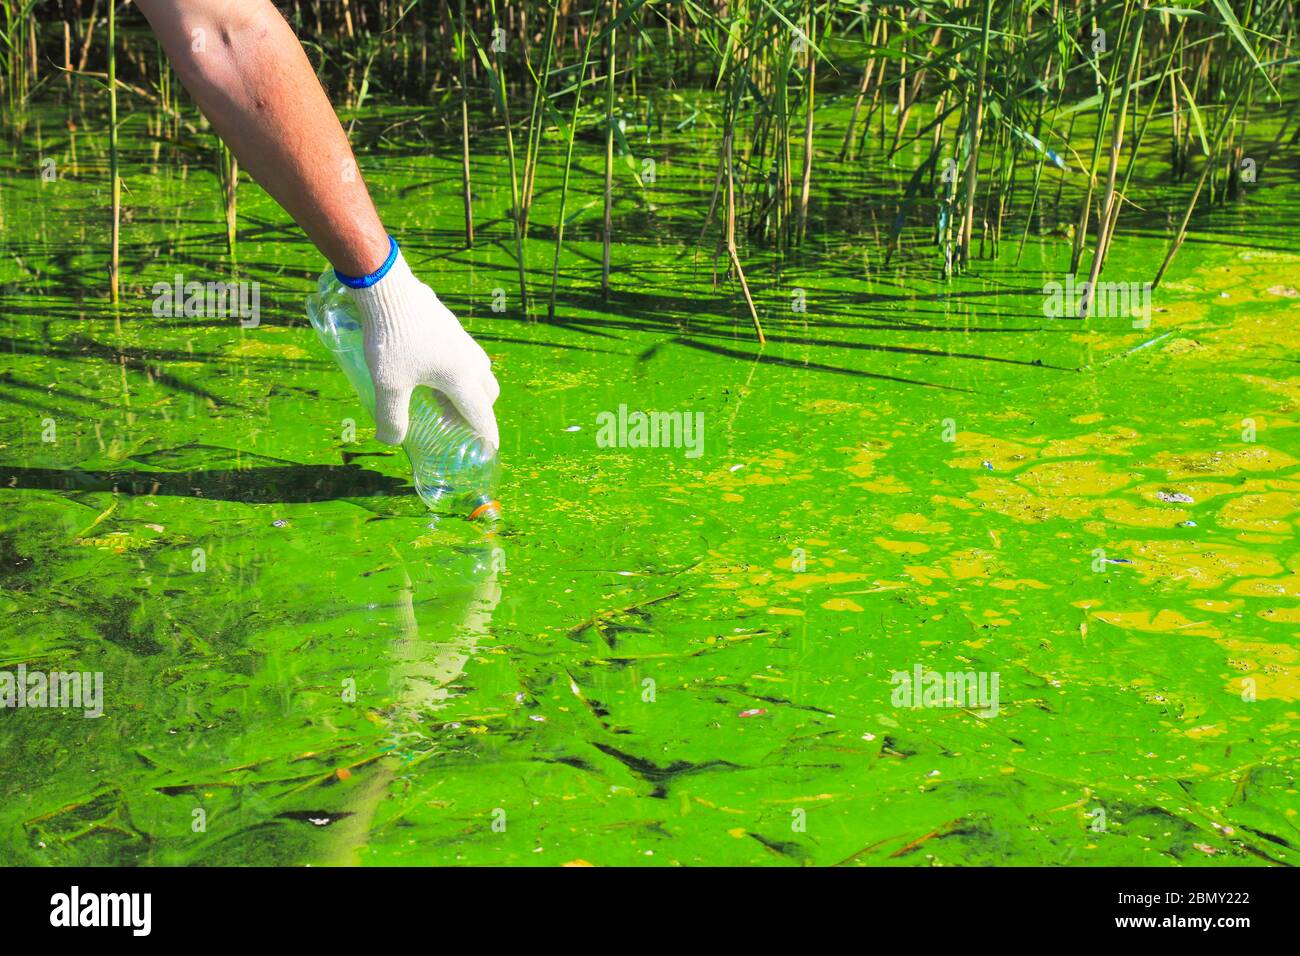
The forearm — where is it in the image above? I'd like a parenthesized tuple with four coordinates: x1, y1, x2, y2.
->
(136, 0, 388, 275)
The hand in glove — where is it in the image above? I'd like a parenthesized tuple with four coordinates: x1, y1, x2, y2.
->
(341, 241, 500, 450)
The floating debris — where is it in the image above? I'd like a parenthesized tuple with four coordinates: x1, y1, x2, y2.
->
(738, 708, 767, 718)
(276, 810, 355, 827)
(1157, 491, 1194, 504)
(1093, 329, 1177, 369)
(564, 425, 581, 432)
(272, 519, 288, 527)
(1178, 520, 1197, 528)
(981, 460, 993, 471)
(729, 463, 745, 472)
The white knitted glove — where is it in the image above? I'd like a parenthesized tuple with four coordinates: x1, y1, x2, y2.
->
(343, 249, 499, 450)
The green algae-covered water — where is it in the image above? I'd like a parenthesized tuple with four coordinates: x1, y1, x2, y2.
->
(2, 89, 1299, 866)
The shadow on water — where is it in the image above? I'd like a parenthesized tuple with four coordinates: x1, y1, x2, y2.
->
(0, 461, 410, 504)
(667, 337, 981, 389)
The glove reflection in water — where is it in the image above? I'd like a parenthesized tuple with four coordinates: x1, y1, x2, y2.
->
(323, 537, 505, 865)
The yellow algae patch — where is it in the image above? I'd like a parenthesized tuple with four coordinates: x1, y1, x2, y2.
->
(892, 513, 951, 534)
(1134, 481, 1238, 504)
(968, 478, 1100, 523)
(1259, 607, 1300, 624)
(1148, 445, 1299, 478)
(776, 571, 871, 592)
(703, 552, 755, 573)
(822, 598, 864, 612)
(768, 607, 805, 617)
(1185, 725, 1226, 739)
(986, 409, 1036, 422)
(1229, 574, 1300, 598)
(840, 443, 887, 478)
(1161, 337, 1204, 356)
(1238, 375, 1300, 406)
(1041, 438, 1102, 457)
(1014, 460, 1135, 497)
(989, 579, 1050, 590)
(1220, 638, 1300, 701)
(1098, 500, 1188, 527)
(1041, 426, 1143, 458)
(856, 475, 911, 494)
(1192, 599, 1243, 613)
(1234, 533, 1288, 545)
(1119, 540, 1284, 590)
(803, 399, 861, 416)
(874, 537, 929, 555)
(949, 432, 1040, 471)
(933, 494, 976, 511)
(706, 579, 743, 590)
(775, 551, 833, 572)
(1071, 413, 1105, 425)
(74, 531, 155, 552)
(1157, 298, 1212, 327)
(1095, 609, 1221, 638)
(1225, 640, 1300, 670)
(707, 452, 812, 493)
(905, 565, 948, 586)
(738, 451, 813, 487)
(1218, 492, 1300, 534)
(945, 550, 998, 580)
(226, 340, 311, 360)
(1073, 330, 1112, 351)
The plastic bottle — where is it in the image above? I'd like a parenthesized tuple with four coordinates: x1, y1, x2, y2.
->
(305, 270, 500, 521)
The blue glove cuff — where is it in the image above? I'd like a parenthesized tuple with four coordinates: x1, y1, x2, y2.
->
(335, 236, 400, 289)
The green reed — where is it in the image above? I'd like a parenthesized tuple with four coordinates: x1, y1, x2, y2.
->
(5, 0, 1298, 337)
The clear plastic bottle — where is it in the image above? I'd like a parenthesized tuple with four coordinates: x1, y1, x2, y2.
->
(306, 271, 500, 521)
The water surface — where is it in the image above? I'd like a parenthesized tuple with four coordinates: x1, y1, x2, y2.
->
(2, 92, 1299, 866)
